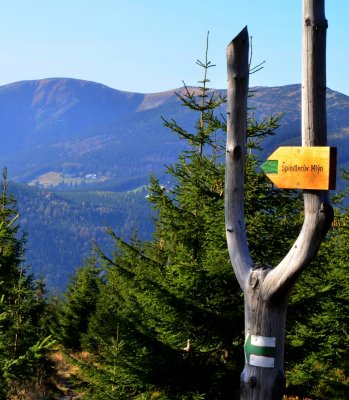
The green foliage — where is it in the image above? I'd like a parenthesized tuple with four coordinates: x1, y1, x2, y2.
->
(11, 183, 154, 290)
(54, 45, 348, 400)
(59, 46, 305, 399)
(0, 168, 55, 399)
(57, 252, 104, 351)
(285, 179, 349, 400)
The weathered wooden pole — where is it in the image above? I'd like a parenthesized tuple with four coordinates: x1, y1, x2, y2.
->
(225, 1, 333, 399)
(302, 0, 330, 227)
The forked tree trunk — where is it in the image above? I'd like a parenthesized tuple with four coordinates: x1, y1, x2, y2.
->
(225, 1, 333, 399)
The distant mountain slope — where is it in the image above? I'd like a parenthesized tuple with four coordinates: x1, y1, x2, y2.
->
(10, 182, 153, 289)
(0, 79, 348, 188)
(0, 79, 348, 190)
(0, 78, 190, 186)
(248, 85, 349, 167)
(0, 78, 142, 149)
(1, 79, 349, 290)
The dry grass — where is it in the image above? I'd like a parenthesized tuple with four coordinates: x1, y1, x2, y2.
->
(283, 397, 313, 400)
(50, 350, 80, 380)
(49, 350, 88, 399)
(7, 381, 51, 400)
(7, 351, 318, 400)
(33, 171, 63, 186)
(29, 171, 109, 187)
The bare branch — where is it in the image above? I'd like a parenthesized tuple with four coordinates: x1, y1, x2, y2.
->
(225, 26, 253, 288)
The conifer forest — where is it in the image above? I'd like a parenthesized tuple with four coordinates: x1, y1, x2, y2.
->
(0, 57, 348, 400)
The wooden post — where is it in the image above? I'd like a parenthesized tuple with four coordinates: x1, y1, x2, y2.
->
(225, 1, 333, 399)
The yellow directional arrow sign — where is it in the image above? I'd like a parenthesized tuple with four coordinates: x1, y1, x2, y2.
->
(261, 146, 337, 190)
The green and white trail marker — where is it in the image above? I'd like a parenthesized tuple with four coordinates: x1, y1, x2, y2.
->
(244, 334, 276, 368)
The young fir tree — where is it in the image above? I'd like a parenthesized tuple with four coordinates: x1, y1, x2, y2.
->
(58, 250, 104, 351)
(71, 46, 303, 399)
(0, 169, 55, 399)
(284, 177, 349, 400)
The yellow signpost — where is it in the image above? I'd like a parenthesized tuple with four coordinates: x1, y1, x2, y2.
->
(261, 146, 337, 190)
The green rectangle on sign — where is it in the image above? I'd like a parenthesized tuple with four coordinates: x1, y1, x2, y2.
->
(261, 160, 278, 174)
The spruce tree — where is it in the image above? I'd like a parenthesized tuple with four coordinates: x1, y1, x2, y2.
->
(73, 47, 303, 399)
(0, 168, 54, 399)
(285, 180, 349, 400)
(56, 39, 348, 398)
(58, 251, 104, 351)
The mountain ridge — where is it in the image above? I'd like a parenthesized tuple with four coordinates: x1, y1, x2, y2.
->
(1, 78, 348, 290)
(1, 78, 348, 189)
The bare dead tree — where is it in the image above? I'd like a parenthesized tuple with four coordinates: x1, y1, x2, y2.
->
(225, 1, 333, 399)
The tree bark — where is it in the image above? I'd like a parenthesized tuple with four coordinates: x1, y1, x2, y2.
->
(225, 2, 333, 399)
(225, 26, 252, 288)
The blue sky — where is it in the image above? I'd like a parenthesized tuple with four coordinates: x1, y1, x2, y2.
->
(0, 1, 348, 94)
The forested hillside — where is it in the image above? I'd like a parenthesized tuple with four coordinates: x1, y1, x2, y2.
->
(0, 78, 348, 190)
(1, 78, 349, 290)
(0, 73, 347, 398)
(10, 182, 153, 289)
